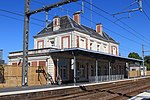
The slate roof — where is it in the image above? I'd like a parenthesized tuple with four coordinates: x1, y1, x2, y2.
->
(34, 15, 117, 44)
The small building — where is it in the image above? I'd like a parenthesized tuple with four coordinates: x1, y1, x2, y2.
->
(8, 12, 142, 84)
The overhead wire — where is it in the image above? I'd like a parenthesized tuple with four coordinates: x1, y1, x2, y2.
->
(82, 15, 142, 46)
(0, 8, 46, 23)
(28, 0, 150, 45)
(56, 5, 143, 47)
(30, 0, 59, 19)
(83, 0, 150, 45)
(0, 13, 44, 27)
(143, 0, 150, 10)
(141, 0, 150, 22)
(119, 1, 138, 12)
(25, 0, 143, 53)
(143, 10, 150, 23)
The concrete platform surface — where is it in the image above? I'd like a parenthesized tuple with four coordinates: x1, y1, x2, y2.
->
(0, 77, 149, 97)
(128, 90, 150, 100)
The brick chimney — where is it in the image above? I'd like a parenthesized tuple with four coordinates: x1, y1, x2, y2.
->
(73, 11, 81, 24)
(53, 16, 60, 31)
(96, 23, 103, 36)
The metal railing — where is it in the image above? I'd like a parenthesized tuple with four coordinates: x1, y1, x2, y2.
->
(89, 75, 124, 82)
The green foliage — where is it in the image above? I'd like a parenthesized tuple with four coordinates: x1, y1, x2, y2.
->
(128, 52, 142, 60)
(144, 56, 150, 70)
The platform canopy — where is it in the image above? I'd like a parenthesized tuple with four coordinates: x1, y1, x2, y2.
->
(49, 48, 142, 63)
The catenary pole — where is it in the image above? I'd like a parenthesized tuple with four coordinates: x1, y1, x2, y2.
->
(22, 0, 30, 86)
(22, 0, 78, 86)
(142, 44, 145, 76)
(142, 44, 150, 77)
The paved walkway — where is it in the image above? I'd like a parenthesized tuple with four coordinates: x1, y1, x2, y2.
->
(128, 90, 150, 100)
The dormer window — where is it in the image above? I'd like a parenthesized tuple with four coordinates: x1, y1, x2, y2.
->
(53, 16, 60, 31)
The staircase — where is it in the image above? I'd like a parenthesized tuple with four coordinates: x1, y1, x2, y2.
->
(47, 73, 54, 85)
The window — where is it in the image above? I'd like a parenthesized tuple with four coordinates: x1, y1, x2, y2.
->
(60, 66, 67, 79)
(98, 66, 101, 76)
(49, 38, 55, 47)
(80, 37, 86, 49)
(37, 40, 44, 49)
(54, 19, 57, 26)
(63, 38, 69, 48)
(63, 68, 66, 78)
(80, 65, 85, 77)
(39, 61, 46, 66)
(53, 18, 60, 31)
(91, 65, 94, 76)
(90, 43, 93, 50)
(103, 44, 107, 53)
(113, 66, 116, 75)
(77, 36, 79, 48)
(104, 66, 107, 75)
(32, 61, 37, 67)
(62, 36, 70, 48)
(97, 45, 100, 51)
(111, 46, 117, 55)
(113, 47, 116, 55)
(12, 63, 17, 66)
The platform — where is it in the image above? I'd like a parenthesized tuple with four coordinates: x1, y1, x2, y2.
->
(128, 90, 150, 100)
(0, 76, 149, 100)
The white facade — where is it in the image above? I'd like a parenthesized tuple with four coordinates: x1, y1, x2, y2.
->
(34, 30, 119, 56)
(8, 14, 120, 84)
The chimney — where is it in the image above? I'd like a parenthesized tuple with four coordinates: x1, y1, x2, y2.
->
(96, 23, 103, 35)
(73, 11, 81, 24)
(53, 16, 60, 31)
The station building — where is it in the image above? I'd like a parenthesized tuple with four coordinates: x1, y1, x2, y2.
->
(8, 12, 142, 84)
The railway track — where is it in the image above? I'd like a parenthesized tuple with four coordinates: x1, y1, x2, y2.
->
(34, 78, 150, 100)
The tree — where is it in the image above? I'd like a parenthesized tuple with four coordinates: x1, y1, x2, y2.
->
(128, 52, 142, 60)
(144, 56, 150, 70)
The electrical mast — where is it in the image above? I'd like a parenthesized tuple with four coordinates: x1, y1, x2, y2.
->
(113, 0, 142, 16)
(142, 44, 150, 76)
(22, 0, 78, 86)
(22, 0, 30, 86)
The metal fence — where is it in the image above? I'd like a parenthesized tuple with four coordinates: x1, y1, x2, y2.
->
(89, 75, 124, 82)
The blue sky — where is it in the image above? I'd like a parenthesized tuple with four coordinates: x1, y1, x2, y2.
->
(0, 0, 150, 63)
